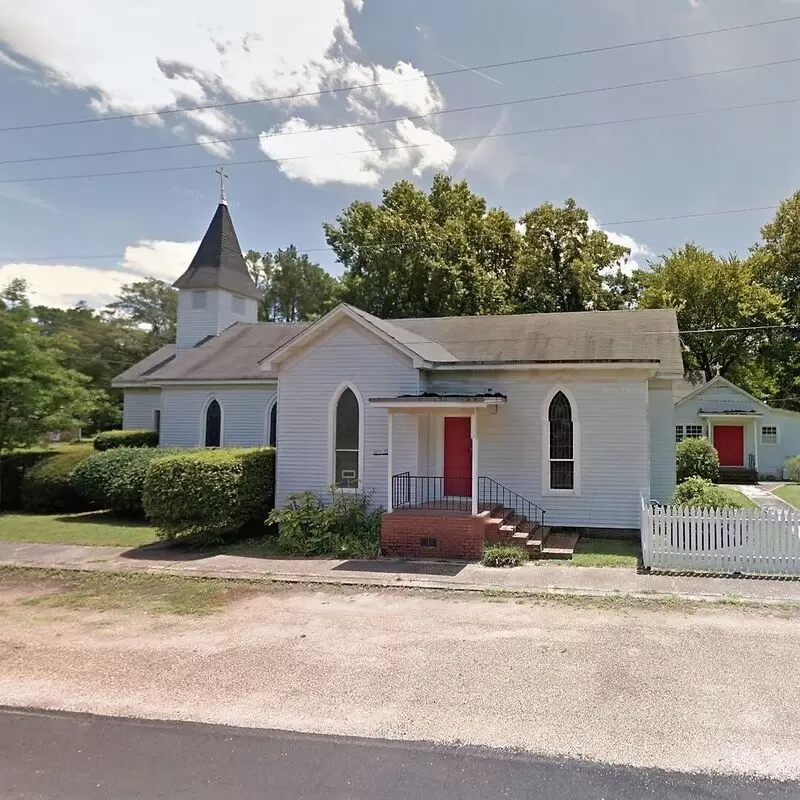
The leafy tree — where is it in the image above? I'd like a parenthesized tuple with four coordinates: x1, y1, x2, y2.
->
(639, 244, 784, 381)
(0, 281, 95, 454)
(326, 174, 519, 318)
(105, 278, 177, 339)
(246, 247, 339, 322)
(514, 199, 631, 313)
(748, 192, 800, 409)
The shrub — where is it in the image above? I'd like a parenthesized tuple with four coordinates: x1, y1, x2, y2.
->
(676, 437, 719, 483)
(670, 477, 745, 509)
(19, 445, 95, 513)
(72, 447, 178, 517)
(482, 543, 527, 567)
(143, 448, 275, 544)
(94, 429, 158, 451)
(0, 450, 53, 510)
(784, 455, 800, 483)
(269, 490, 382, 558)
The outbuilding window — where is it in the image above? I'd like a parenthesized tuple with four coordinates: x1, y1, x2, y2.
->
(761, 425, 778, 445)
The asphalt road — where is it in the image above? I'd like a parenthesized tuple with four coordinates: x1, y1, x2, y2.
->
(1, 708, 797, 800)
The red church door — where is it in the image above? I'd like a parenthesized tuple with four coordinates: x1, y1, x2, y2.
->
(713, 425, 744, 467)
(444, 417, 472, 496)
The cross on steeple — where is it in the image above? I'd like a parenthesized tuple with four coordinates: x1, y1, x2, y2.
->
(712, 363, 722, 377)
(215, 167, 229, 206)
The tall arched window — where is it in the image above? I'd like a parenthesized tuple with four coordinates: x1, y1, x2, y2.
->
(334, 387, 360, 488)
(267, 400, 277, 447)
(204, 399, 221, 447)
(548, 391, 574, 490)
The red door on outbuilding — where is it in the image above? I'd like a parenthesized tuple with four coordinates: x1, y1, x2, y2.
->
(713, 425, 744, 467)
(444, 416, 472, 496)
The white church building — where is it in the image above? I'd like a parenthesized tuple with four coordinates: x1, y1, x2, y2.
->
(114, 197, 686, 533)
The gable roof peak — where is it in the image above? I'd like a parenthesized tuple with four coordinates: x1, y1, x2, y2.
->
(172, 202, 262, 301)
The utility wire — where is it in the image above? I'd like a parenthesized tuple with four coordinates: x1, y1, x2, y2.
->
(0, 203, 782, 263)
(1, 14, 797, 134)
(1, 58, 797, 167)
(3, 90, 800, 187)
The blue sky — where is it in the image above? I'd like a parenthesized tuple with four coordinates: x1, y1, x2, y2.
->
(0, 0, 799, 308)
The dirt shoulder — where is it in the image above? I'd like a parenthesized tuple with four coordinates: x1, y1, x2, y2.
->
(0, 568, 798, 780)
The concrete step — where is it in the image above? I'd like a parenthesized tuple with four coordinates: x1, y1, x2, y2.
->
(539, 532, 580, 560)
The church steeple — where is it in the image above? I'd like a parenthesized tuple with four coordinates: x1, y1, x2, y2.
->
(173, 182, 261, 351)
(172, 201, 261, 301)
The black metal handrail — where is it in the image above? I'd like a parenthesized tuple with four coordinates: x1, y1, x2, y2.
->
(478, 476, 546, 529)
(391, 472, 546, 528)
(391, 472, 472, 512)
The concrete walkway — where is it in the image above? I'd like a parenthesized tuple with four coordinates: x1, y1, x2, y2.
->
(3, 541, 800, 605)
(733, 483, 795, 512)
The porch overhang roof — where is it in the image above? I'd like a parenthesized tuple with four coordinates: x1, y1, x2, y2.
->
(369, 392, 507, 410)
(698, 409, 763, 418)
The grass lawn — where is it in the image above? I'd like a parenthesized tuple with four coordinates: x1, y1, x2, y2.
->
(717, 486, 758, 509)
(0, 512, 157, 548)
(570, 537, 641, 568)
(0, 565, 259, 615)
(772, 484, 800, 509)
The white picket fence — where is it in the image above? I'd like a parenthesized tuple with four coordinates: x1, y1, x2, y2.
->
(641, 500, 800, 575)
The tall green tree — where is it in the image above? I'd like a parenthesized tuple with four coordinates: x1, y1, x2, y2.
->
(0, 281, 96, 453)
(246, 247, 339, 322)
(326, 174, 519, 318)
(105, 278, 177, 339)
(639, 244, 784, 381)
(514, 199, 632, 313)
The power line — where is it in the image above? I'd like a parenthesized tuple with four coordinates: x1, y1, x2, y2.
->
(1, 58, 797, 167)
(1, 14, 798, 134)
(0, 202, 783, 264)
(3, 90, 800, 187)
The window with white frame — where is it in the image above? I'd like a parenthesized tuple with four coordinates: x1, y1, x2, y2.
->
(192, 290, 207, 310)
(548, 391, 574, 490)
(334, 388, 360, 488)
(761, 425, 778, 445)
(676, 424, 704, 442)
(153, 409, 161, 434)
(231, 295, 245, 315)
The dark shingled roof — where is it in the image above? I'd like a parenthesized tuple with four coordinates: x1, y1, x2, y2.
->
(172, 203, 262, 300)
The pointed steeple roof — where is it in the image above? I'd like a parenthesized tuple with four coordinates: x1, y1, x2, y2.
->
(173, 203, 262, 300)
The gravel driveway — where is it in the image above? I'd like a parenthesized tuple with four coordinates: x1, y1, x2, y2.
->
(0, 584, 797, 779)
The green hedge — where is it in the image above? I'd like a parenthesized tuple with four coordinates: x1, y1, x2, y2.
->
(19, 445, 95, 513)
(143, 448, 275, 544)
(670, 477, 745, 509)
(676, 437, 719, 483)
(72, 447, 178, 517)
(0, 451, 53, 510)
(94, 429, 158, 451)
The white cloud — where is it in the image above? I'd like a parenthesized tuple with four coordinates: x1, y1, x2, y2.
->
(0, 239, 200, 309)
(259, 117, 384, 186)
(0, 263, 135, 309)
(588, 216, 655, 274)
(121, 240, 200, 281)
(390, 119, 456, 175)
(0, 1, 449, 185)
(0, 183, 59, 212)
(196, 134, 233, 159)
(258, 116, 456, 186)
(0, 47, 28, 71)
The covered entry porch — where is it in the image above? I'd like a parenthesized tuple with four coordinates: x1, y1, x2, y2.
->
(369, 392, 551, 559)
(700, 411, 762, 481)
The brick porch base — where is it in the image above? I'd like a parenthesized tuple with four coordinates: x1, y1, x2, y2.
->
(380, 509, 488, 560)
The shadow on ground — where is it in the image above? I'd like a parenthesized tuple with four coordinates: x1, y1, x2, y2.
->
(119, 543, 214, 562)
(333, 559, 468, 576)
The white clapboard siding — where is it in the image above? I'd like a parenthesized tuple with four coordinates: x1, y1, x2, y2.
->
(641, 501, 800, 576)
